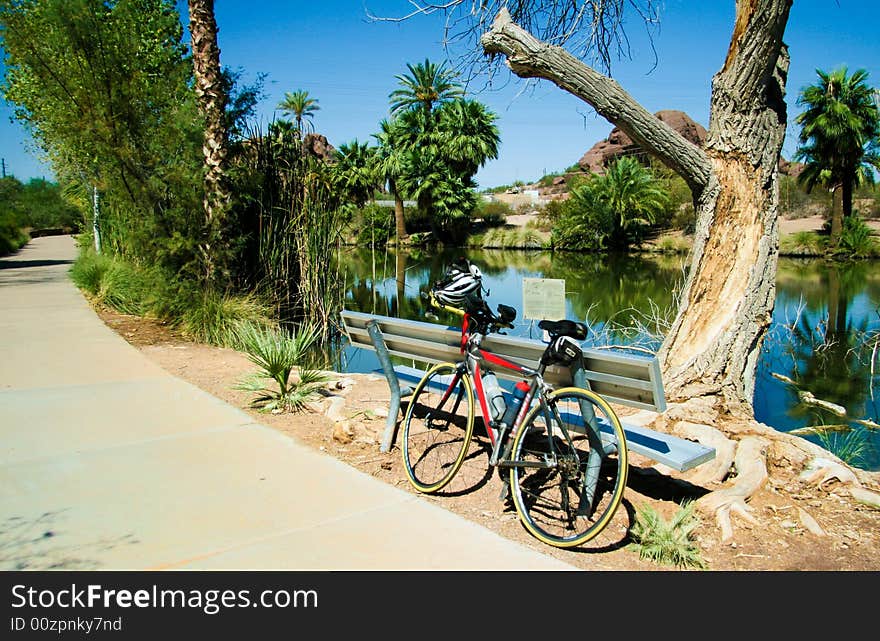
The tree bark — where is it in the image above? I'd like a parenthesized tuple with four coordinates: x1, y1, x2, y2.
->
(829, 184, 843, 248)
(390, 177, 408, 243)
(660, 0, 791, 413)
(188, 0, 230, 283)
(481, 1, 792, 415)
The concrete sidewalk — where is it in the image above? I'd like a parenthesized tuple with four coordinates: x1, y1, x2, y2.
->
(0, 236, 574, 570)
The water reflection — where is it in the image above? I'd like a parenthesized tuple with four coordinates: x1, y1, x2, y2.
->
(339, 247, 880, 470)
(756, 259, 880, 470)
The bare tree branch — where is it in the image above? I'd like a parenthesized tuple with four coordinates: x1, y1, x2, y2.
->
(365, 0, 662, 76)
(481, 8, 711, 191)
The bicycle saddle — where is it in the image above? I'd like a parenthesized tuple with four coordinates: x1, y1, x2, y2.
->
(538, 319, 587, 340)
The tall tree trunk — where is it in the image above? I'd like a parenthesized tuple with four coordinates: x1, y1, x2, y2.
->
(482, 0, 792, 416)
(389, 177, 408, 244)
(188, 0, 229, 283)
(659, 0, 791, 414)
(829, 184, 843, 249)
(842, 177, 854, 219)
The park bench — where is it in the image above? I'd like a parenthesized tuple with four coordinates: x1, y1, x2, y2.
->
(339, 309, 716, 472)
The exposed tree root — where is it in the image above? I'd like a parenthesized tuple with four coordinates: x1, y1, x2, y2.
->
(646, 396, 880, 541)
(672, 421, 736, 485)
(695, 436, 768, 541)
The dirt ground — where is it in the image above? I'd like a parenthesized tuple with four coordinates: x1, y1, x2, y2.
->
(95, 308, 880, 571)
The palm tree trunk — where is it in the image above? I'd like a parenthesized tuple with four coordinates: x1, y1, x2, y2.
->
(389, 177, 408, 243)
(188, 0, 229, 283)
(829, 185, 843, 249)
(842, 177, 854, 218)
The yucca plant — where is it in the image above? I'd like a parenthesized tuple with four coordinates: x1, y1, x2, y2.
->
(234, 321, 329, 413)
(629, 501, 706, 569)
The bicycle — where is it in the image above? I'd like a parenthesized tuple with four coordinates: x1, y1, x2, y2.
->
(401, 290, 629, 549)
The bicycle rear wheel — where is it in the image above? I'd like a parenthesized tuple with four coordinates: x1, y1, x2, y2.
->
(401, 362, 475, 493)
(508, 387, 628, 548)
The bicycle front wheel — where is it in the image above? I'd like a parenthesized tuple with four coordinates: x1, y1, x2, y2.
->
(509, 387, 629, 548)
(401, 362, 475, 493)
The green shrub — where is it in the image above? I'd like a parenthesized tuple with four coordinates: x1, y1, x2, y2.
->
(71, 249, 274, 346)
(475, 199, 512, 226)
(353, 203, 394, 246)
(70, 250, 157, 315)
(837, 214, 877, 258)
(0, 212, 29, 256)
(179, 288, 274, 348)
(629, 501, 706, 569)
(478, 227, 547, 249)
(816, 427, 872, 467)
(780, 230, 825, 255)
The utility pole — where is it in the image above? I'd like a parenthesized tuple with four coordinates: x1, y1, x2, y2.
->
(92, 186, 102, 254)
(1, 158, 6, 178)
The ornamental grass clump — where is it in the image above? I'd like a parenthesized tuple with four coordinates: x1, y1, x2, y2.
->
(234, 321, 329, 413)
(629, 501, 706, 570)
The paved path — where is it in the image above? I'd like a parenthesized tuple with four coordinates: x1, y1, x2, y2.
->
(0, 236, 574, 570)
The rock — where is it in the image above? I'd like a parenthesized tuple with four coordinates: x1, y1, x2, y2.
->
(578, 110, 707, 173)
(332, 421, 354, 444)
(797, 507, 826, 536)
(303, 133, 336, 162)
(325, 396, 347, 422)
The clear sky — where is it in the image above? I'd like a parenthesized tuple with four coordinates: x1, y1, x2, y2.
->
(1, 0, 878, 189)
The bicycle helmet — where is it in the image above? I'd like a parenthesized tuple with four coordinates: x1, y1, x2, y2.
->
(432, 258, 484, 307)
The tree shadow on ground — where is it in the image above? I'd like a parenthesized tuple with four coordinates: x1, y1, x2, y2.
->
(0, 510, 138, 570)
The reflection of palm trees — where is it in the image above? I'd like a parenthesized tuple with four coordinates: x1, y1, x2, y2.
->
(782, 263, 872, 426)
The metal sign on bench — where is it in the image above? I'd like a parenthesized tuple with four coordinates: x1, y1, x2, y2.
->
(340, 309, 715, 472)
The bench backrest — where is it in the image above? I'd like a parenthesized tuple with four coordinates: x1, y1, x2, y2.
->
(340, 309, 666, 413)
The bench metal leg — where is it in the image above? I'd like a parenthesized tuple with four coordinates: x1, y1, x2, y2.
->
(366, 320, 409, 453)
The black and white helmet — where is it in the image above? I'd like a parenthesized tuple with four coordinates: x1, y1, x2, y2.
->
(432, 258, 484, 307)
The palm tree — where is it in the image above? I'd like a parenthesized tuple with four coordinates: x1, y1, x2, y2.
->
(277, 89, 320, 136)
(373, 118, 409, 243)
(333, 139, 379, 208)
(436, 99, 500, 184)
(187, 0, 230, 283)
(389, 58, 463, 118)
(558, 156, 668, 250)
(795, 67, 880, 247)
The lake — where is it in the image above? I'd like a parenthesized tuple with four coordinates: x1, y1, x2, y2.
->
(338, 247, 880, 471)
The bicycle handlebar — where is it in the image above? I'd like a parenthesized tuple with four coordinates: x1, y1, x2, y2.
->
(424, 291, 514, 334)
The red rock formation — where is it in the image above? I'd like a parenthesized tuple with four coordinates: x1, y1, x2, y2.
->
(578, 110, 707, 174)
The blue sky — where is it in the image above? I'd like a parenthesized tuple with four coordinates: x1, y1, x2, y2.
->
(1, 0, 878, 189)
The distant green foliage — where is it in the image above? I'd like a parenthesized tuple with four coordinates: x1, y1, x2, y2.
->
(353, 203, 395, 246)
(475, 227, 546, 249)
(780, 230, 826, 256)
(629, 502, 706, 569)
(475, 199, 512, 226)
(0, 176, 81, 232)
(0, 214, 28, 256)
(384, 60, 499, 243)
